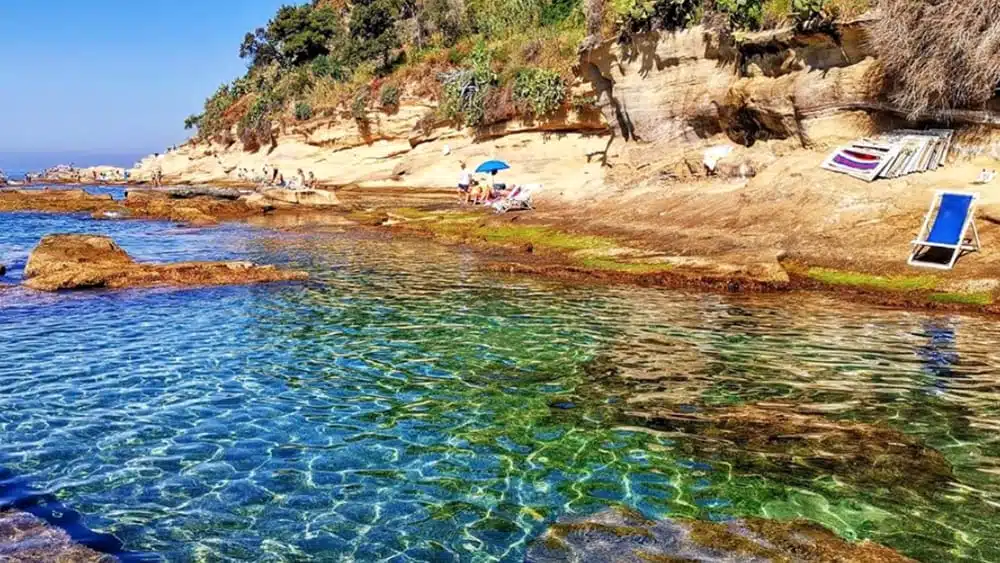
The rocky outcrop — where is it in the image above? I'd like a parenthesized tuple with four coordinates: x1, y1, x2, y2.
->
(0, 263, 5, 276)
(23, 234, 307, 292)
(259, 188, 340, 207)
(35, 165, 129, 185)
(0, 189, 117, 213)
(0, 510, 114, 562)
(625, 403, 952, 489)
(527, 507, 914, 562)
(577, 21, 882, 177)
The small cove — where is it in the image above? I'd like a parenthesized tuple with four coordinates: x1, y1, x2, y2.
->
(2, 208, 1000, 561)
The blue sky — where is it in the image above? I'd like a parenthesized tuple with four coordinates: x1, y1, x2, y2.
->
(0, 0, 296, 156)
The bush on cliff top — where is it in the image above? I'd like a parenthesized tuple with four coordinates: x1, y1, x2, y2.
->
(870, 0, 1000, 119)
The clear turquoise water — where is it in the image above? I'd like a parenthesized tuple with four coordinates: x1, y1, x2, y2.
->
(2, 208, 1000, 561)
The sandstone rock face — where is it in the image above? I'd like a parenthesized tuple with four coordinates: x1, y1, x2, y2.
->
(527, 508, 915, 563)
(23, 234, 308, 292)
(578, 21, 880, 176)
(0, 510, 114, 562)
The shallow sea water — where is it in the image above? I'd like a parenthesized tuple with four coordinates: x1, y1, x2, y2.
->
(2, 207, 1000, 561)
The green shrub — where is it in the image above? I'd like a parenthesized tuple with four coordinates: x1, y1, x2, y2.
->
(275, 67, 314, 101)
(612, 0, 700, 32)
(311, 55, 347, 81)
(351, 89, 370, 120)
(294, 101, 313, 121)
(379, 83, 401, 108)
(439, 42, 497, 127)
(418, 0, 466, 46)
(513, 67, 567, 117)
(570, 92, 598, 111)
(791, 0, 824, 22)
(466, 0, 545, 36)
(184, 114, 203, 130)
(238, 94, 280, 150)
(715, 0, 765, 29)
(542, 0, 583, 26)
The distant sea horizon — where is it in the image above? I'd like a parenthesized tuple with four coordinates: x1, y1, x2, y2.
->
(0, 150, 154, 179)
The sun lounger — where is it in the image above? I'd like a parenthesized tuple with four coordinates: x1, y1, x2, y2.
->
(908, 191, 980, 270)
(493, 184, 541, 214)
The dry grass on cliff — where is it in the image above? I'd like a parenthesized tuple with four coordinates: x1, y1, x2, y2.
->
(869, 0, 1000, 118)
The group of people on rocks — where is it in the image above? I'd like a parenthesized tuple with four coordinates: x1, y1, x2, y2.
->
(236, 165, 317, 189)
(456, 162, 512, 205)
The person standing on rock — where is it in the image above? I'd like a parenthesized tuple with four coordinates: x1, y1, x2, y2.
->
(307, 171, 316, 189)
(457, 162, 473, 204)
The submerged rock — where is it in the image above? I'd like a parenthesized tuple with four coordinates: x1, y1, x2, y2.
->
(0, 510, 114, 562)
(625, 404, 952, 489)
(23, 234, 308, 292)
(526, 508, 914, 563)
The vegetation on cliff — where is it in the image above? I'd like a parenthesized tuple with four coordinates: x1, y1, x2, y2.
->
(869, 0, 1000, 119)
(184, 0, 999, 148)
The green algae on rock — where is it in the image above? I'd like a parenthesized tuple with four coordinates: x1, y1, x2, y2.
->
(526, 507, 915, 562)
(624, 404, 953, 490)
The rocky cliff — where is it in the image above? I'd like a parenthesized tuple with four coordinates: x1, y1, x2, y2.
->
(132, 19, 999, 199)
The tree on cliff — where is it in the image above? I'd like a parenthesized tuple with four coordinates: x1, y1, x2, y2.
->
(348, 0, 402, 74)
(240, 4, 341, 68)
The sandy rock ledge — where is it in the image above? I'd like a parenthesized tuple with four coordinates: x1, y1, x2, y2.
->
(23, 234, 308, 292)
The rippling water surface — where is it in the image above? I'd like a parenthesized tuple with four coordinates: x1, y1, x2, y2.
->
(2, 209, 1000, 562)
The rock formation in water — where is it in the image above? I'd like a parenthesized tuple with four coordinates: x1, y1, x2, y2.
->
(0, 510, 114, 562)
(0, 189, 118, 214)
(526, 507, 915, 562)
(23, 234, 308, 292)
(0, 188, 340, 226)
(625, 403, 952, 489)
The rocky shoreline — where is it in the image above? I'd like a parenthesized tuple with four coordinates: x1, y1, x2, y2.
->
(3, 185, 1000, 315)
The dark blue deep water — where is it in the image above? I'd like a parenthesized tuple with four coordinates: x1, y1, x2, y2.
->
(2, 208, 1000, 561)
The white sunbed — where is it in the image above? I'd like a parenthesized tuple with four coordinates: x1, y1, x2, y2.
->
(493, 184, 542, 214)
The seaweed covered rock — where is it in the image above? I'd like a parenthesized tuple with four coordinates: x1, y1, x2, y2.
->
(526, 508, 915, 563)
(625, 404, 952, 489)
(0, 510, 114, 562)
(23, 234, 308, 292)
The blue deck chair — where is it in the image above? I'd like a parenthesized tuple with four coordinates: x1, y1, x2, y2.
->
(908, 191, 980, 270)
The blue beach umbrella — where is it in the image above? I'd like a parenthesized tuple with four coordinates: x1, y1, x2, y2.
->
(475, 160, 510, 174)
